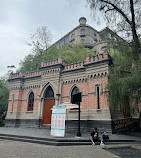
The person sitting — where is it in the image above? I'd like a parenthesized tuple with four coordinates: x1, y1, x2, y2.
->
(91, 128, 108, 145)
(100, 132, 105, 146)
(90, 127, 99, 145)
(100, 131, 109, 145)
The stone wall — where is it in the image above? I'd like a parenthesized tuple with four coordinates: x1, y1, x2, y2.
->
(53, 17, 107, 50)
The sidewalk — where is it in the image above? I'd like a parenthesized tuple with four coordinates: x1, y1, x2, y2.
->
(0, 127, 141, 146)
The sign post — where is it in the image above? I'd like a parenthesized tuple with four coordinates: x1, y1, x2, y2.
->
(72, 92, 82, 137)
(77, 102, 81, 137)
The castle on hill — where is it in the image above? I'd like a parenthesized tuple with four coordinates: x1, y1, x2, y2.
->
(53, 17, 115, 52)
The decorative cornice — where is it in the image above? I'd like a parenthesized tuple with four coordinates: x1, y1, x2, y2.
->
(62, 71, 108, 86)
(8, 52, 112, 81)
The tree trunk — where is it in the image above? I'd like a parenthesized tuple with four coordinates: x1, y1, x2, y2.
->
(130, 0, 140, 55)
(123, 96, 131, 118)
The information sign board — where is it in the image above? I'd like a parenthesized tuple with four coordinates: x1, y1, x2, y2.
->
(51, 105, 66, 137)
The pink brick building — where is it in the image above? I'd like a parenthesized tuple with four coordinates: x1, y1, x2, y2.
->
(6, 52, 113, 131)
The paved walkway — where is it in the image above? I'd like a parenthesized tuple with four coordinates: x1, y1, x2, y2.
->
(1, 127, 141, 157)
(0, 141, 122, 158)
(0, 127, 141, 142)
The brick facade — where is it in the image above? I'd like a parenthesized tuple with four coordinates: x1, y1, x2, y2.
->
(6, 52, 112, 130)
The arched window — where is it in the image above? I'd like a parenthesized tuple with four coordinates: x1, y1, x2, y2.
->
(27, 92, 34, 111)
(71, 86, 80, 103)
(45, 86, 54, 98)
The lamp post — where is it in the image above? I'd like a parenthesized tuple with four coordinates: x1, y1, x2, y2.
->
(72, 92, 82, 137)
(7, 65, 16, 75)
(76, 102, 81, 137)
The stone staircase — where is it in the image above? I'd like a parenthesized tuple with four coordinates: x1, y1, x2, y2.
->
(0, 133, 138, 146)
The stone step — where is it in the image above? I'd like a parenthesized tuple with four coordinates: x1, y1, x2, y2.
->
(0, 133, 138, 146)
(0, 135, 91, 146)
(0, 134, 90, 142)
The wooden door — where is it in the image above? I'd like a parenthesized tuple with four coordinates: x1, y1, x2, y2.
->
(42, 98, 55, 126)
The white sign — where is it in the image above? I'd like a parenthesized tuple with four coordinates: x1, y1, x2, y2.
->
(51, 105, 66, 137)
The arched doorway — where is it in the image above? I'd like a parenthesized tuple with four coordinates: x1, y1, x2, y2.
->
(71, 86, 80, 103)
(42, 86, 55, 126)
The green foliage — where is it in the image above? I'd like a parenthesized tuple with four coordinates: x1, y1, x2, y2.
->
(19, 46, 59, 73)
(87, 0, 141, 54)
(0, 77, 9, 125)
(19, 44, 98, 73)
(19, 53, 41, 73)
(59, 44, 97, 65)
(42, 46, 59, 61)
(108, 44, 141, 116)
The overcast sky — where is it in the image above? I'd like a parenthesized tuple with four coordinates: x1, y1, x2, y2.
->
(0, 0, 106, 77)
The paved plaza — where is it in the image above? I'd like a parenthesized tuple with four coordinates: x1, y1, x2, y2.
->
(0, 140, 118, 158)
(0, 140, 141, 158)
(0, 127, 141, 157)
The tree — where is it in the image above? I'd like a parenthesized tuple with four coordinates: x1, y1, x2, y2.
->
(59, 44, 97, 64)
(26, 26, 53, 54)
(0, 77, 9, 125)
(87, 0, 141, 55)
(42, 45, 59, 62)
(20, 26, 54, 73)
(108, 46, 141, 118)
(19, 46, 59, 73)
(19, 53, 42, 73)
(20, 24, 100, 73)
(19, 44, 98, 73)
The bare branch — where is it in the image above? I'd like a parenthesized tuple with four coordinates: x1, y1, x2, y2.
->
(100, 0, 132, 26)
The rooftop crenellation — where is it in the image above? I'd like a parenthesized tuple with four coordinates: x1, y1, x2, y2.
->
(41, 57, 63, 67)
(9, 51, 111, 79)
